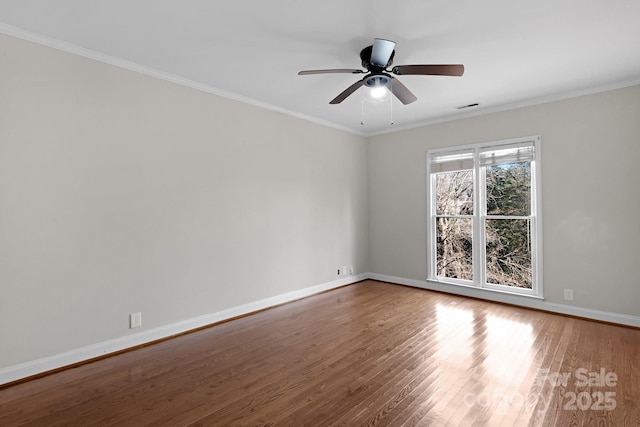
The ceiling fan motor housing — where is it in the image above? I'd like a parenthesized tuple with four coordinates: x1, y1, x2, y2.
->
(360, 45, 395, 71)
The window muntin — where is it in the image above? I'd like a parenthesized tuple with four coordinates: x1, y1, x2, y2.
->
(428, 137, 542, 297)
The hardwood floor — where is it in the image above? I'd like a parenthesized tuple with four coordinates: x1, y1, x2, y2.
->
(1, 280, 638, 426)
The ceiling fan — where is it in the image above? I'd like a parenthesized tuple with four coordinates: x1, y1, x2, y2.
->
(298, 38, 464, 105)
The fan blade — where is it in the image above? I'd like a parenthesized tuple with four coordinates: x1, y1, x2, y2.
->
(371, 38, 396, 67)
(329, 79, 365, 104)
(298, 69, 364, 75)
(392, 64, 464, 76)
(388, 76, 417, 105)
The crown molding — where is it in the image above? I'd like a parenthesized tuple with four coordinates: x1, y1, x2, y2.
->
(0, 23, 366, 137)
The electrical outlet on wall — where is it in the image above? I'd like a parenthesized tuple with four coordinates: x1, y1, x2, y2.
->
(130, 312, 142, 328)
(563, 289, 574, 301)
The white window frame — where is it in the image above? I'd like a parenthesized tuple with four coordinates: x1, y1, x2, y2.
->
(426, 136, 543, 298)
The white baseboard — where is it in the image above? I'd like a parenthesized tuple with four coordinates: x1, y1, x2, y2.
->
(3, 272, 636, 386)
(0, 274, 367, 386)
(367, 273, 640, 328)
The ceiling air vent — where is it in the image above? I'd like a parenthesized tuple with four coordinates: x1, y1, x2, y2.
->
(457, 103, 479, 110)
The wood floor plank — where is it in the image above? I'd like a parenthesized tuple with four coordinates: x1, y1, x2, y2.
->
(1, 280, 638, 426)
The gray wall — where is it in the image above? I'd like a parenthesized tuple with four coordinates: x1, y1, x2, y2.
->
(0, 34, 369, 369)
(368, 85, 640, 316)
(2, 31, 639, 373)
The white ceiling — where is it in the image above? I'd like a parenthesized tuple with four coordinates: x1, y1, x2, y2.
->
(1, 0, 640, 135)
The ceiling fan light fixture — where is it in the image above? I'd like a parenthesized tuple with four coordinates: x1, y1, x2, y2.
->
(364, 75, 390, 100)
(369, 86, 388, 99)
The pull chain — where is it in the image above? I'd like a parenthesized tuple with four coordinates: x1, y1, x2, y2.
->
(389, 80, 394, 125)
(360, 86, 394, 126)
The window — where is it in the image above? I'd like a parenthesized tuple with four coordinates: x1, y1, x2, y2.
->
(427, 136, 542, 297)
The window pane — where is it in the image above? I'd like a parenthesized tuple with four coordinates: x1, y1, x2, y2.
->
(486, 162, 531, 216)
(436, 170, 474, 215)
(436, 217, 473, 280)
(485, 219, 532, 288)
